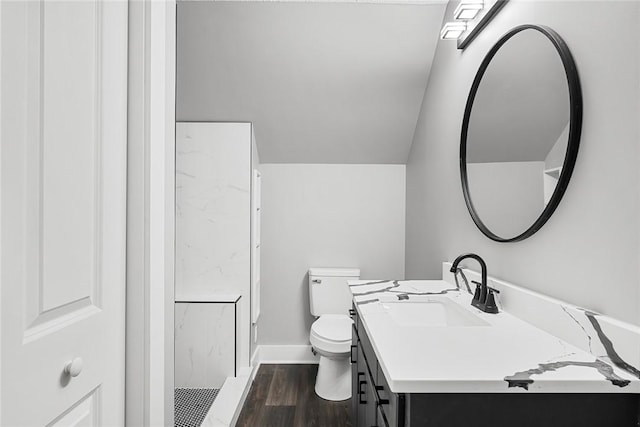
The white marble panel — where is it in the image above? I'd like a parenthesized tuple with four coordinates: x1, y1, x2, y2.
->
(175, 302, 236, 388)
(176, 122, 252, 370)
(175, 122, 251, 296)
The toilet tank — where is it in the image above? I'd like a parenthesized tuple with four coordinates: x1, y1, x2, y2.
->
(309, 267, 360, 316)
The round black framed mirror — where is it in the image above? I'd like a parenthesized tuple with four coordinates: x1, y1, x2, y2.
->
(460, 24, 582, 242)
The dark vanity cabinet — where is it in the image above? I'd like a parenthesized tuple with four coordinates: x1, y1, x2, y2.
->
(350, 305, 640, 427)
(350, 306, 403, 427)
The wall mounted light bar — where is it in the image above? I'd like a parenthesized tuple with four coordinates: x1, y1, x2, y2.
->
(440, 0, 509, 49)
(441, 1, 484, 41)
(440, 22, 467, 40)
(453, 1, 484, 20)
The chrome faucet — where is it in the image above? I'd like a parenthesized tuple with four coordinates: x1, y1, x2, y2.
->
(450, 253, 499, 313)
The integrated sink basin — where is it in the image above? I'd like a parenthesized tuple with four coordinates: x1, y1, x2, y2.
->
(381, 296, 490, 327)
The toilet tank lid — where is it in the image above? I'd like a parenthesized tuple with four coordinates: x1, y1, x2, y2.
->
(308, 267, 360, 277)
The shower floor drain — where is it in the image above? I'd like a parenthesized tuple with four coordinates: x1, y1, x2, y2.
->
(175, 387, 220, 427)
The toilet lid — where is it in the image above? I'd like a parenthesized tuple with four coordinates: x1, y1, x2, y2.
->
(312, 315, 352, 342)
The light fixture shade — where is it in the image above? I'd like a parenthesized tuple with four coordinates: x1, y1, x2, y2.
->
(454, 1, 484, 21)
(440, 22, 467, 40)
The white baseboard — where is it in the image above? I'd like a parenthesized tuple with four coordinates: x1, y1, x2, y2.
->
(250, 348, 261, 381)
(253, 345, 320, 365)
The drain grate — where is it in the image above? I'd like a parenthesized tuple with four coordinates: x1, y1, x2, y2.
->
(174, 388, 220, 427)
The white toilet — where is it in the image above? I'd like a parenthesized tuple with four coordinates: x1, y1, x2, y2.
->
(308, 267, 361, 401)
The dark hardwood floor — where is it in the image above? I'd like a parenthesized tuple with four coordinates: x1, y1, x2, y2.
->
(236, 364, 352, 427)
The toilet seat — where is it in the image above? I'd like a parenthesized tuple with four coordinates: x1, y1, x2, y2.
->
(310, 315, 352, 354)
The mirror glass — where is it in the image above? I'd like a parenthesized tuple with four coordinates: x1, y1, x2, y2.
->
(461, 25, 581, 242)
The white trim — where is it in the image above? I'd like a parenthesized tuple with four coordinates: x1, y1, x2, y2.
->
(253, 345, 320, 365)
(126, 1, 176, 425)
(0, 1, 3, 421)
(0, 0, 3, 421)
(637, 0, 640, 354)
(250, 346, 261, 380)
(202, 368, 253, 427)
(149, 1, 176, 425)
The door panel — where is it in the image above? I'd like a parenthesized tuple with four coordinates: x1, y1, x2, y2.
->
(1, 1, 128, 425)
(40, 0, 100, 312)
(24, 0, 102, 337)
(47, 389, 100, 427)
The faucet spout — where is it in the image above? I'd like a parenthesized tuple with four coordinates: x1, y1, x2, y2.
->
(450, 253, 497, 313)
(450, 253, 486, 286)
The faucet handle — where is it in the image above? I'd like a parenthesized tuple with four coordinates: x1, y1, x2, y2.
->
(471, 280, 488, 307)
(470, 281, 482, 307)
(483, 288, 500, 313)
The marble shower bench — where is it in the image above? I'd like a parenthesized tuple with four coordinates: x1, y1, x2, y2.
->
(174, 294, 241, 389)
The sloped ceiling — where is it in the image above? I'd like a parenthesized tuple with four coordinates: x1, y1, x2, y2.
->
(177, 1, 446, 164)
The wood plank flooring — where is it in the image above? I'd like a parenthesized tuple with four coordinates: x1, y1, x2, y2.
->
(236, 364, 352, 427)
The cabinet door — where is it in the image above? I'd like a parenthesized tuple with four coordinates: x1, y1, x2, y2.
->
(356, 345, 368, 426)
(351, 328, 359, 426)
(364, 369, 379, 427)
(376, 363, 399, 426)
(377, 405, 390, 427)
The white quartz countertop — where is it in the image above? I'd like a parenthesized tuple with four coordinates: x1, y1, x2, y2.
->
(349, 279, 640, 394)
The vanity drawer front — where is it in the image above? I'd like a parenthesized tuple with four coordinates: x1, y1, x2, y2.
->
(376, 363, 399, 427)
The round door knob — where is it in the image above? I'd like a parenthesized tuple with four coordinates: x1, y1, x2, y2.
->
(64, 357, 83, 377)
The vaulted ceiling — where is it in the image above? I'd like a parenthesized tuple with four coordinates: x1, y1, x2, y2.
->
(177, 0, 446, 164)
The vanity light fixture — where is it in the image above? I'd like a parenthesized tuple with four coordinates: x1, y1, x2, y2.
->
(440, 22, 467, 40)
(441, 0, 508, 49)
(454, 1, 484, 21)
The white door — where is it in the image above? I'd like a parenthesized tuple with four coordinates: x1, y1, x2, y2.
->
(1, 1, 128, 425)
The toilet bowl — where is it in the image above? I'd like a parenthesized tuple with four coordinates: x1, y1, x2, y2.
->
(308, 267, 360, 401)
(310, 314, 353, 401)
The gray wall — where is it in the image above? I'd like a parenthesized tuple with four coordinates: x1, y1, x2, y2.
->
(259, 164, 406, 345)
(406, 0, 640, 325)
(545, 123, 569, 171)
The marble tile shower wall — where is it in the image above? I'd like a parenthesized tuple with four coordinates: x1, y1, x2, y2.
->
(175, 123, 251, 297)
(174, 122, 253, 386)
(442, 264, 640, 382)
